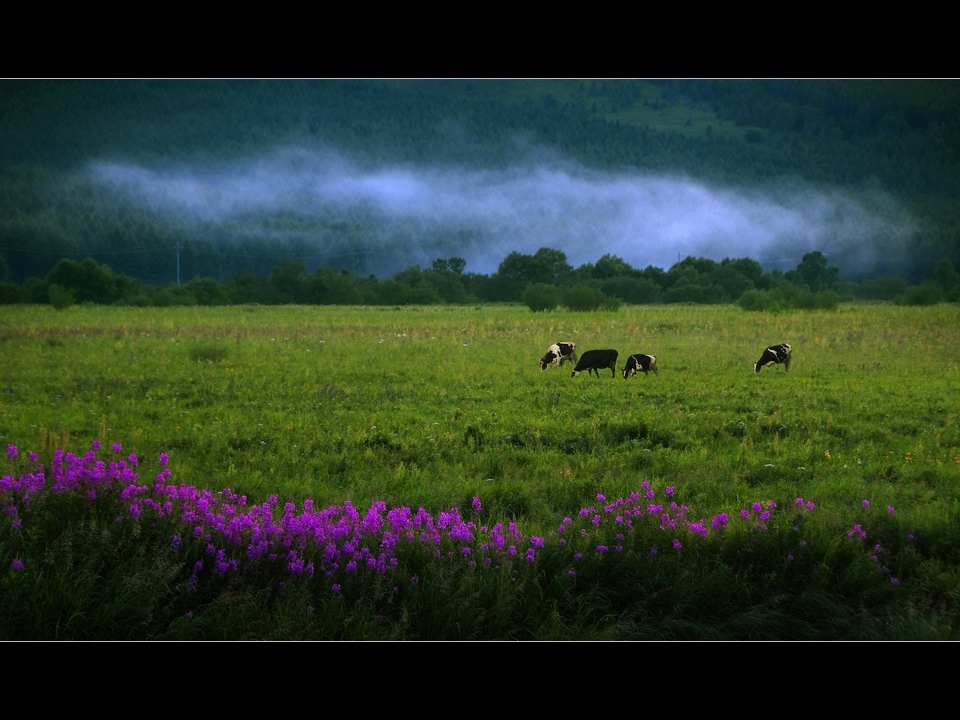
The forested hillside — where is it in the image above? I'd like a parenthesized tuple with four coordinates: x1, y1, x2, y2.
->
(1, 79, 958, 288)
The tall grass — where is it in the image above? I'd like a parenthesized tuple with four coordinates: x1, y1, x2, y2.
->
(0, 442, 934, 639)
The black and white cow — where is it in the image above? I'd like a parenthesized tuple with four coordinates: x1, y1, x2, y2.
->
(571, 349, 619, 378)
(539, 342, 578, 371)
(622, 353, 658, 379)
(754, 343, 792, 373)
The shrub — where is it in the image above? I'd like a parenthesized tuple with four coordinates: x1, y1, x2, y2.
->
(0, 282, 21, 304)
(561, 284, 607, 311)
(48, 283, 74, 311)
(900, 282, 943, 306)
(521, 283, 559, 312)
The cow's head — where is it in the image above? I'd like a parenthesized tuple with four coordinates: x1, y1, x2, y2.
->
(540, 351, 558, 371)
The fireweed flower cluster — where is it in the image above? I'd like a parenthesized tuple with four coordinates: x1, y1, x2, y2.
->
(0, 441, 908, 594)
(844, 499, 902, 586)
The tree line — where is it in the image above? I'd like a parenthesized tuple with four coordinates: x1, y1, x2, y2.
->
(3, 248, 958, 311)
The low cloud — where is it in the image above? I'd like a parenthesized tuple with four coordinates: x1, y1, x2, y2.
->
(88, 146, 915, 278)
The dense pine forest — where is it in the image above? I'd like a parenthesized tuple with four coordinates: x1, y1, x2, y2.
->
(1, 79, 959, 307)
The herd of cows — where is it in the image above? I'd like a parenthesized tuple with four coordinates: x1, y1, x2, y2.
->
(538, 342, 792, 378)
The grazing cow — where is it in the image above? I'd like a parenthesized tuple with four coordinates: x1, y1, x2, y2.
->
(571, 349, 619, 378)
(754, 343, 792, 373)
(622, 354, 658, 379)
(539, 342, 578, 371)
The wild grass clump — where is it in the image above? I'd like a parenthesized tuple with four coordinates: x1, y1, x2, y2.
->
(187, 341, 228, 363)
(2, 440, 954, 640)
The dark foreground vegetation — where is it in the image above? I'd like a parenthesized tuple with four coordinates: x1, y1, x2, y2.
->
(2, 441, 953, 640)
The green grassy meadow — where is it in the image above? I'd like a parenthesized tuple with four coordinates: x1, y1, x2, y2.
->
(2, 303, 959, 638)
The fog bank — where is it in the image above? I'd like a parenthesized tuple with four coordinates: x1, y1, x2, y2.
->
(88, 146, 915, 278)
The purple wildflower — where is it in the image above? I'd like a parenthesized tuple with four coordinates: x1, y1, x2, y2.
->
(568, 569, 576, 578)
(525, 548, 536, 562)
(862, 499, 870, 509)
(471, 496, 482, 514)
(672, 539, 682, 551)
(887, 506, 895, 514)
(665, 486, 675, 497)
(596, 545, 608, 553)
(847, 524, 867, 540)
(711, 512, 728, 529)
(11, 558, 23, 571)
(890, 577, 900, 587)
(6, 445, 16, 459)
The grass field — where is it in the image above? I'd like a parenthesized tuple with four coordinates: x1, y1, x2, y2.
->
(2, 303, 959, 639)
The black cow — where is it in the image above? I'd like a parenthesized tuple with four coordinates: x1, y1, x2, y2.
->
(571, 349, 619, 378)
(622, 354, 658, 379)
(754, 343, 792, 373)
(539, 342, 578, 371)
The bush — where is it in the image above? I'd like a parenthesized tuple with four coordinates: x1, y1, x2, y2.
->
(0, 282, 22, 304)
(900, 282, 943, 306)
(521, 283, 559, 312)
(561, 284, 608, 311)
(154, 286, 198, 307)
(48, 283, 74, 311)
(738, 287, 838, 312)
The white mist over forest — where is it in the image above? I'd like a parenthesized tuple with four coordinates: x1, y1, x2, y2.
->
(88, 146, 915, 278)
